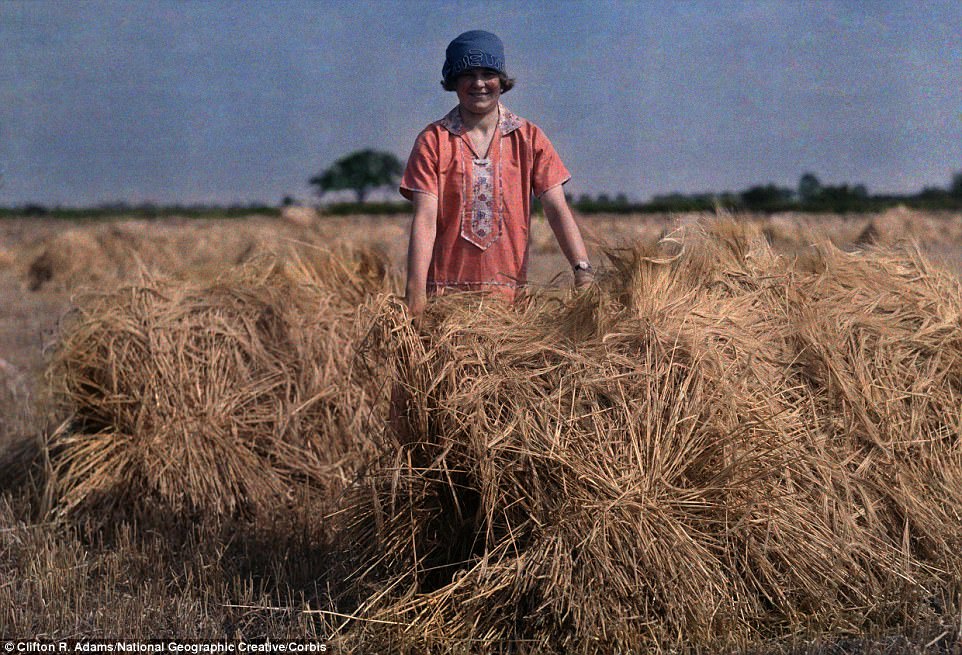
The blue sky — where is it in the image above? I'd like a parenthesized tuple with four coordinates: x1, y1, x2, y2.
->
(1, 0, 960, 206)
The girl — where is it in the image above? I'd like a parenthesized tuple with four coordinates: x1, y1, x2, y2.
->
(400, 30, 593, 316)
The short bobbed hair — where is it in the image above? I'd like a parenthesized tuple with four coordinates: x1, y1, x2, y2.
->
(441, 70, 516, 94)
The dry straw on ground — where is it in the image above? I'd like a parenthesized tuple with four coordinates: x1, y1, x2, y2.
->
(343, 219, 962, 652)
(45, 245, 395, 523)
(0, 356, 37, 486)
(280, 205, 321, 227)
(757, 207, 962, 255)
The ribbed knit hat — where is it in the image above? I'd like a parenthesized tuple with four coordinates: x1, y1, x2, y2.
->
(442, 30, 506, 85)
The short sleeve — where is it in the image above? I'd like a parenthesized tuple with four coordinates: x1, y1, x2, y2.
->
(530, 126, 571, 198)
(399, 127, 440, 201)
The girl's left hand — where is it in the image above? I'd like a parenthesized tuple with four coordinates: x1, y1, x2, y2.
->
(574, 268, 594, 288)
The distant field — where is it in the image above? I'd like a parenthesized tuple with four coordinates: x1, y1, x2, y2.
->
(3, 208, 961, 383)
(2, 209, 961, 651)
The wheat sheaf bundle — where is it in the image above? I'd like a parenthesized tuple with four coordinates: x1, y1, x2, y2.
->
(19, 217, 348, 292)
(46, 246, 394, 522)
(344, 221, 962, 652)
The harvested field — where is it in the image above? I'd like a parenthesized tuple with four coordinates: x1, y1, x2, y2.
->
(12, 215, 406, 292)
(2, 211, 962, 651)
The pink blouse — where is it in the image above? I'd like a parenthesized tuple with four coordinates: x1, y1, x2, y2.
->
(400, 104, 571, 299)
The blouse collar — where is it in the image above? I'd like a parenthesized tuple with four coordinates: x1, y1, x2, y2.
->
(439, 103, 523, 136)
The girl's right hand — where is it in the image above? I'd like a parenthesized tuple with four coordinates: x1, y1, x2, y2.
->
(406, 293, 426, 320)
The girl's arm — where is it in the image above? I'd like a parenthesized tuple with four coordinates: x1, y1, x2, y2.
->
(540, 185, 593, 287)
(405, 191, 439, 317)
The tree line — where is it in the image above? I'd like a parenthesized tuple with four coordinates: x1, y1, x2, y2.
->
(311, 150, 962, 215)
(4, 148, 962, 217)
(578, 171, 962, 214)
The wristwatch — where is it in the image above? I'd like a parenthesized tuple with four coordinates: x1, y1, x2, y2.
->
(572, 261, 593, 273)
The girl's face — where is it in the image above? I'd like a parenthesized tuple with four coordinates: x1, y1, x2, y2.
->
(455, 68, 501, 117)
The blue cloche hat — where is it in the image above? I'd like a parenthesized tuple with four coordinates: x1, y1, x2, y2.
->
(442, 30, 506, 86)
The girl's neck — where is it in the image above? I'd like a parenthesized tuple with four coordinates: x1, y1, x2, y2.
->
(458, 103, 500, 133)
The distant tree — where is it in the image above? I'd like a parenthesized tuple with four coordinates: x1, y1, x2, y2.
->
(951, 171, 962, 198)
(917, 186, 948, 199)
(716, 192, 741, 208)
(798, 173, 822, 203)
(22, 204, 48, 217)
(281, 195, 296, 207)
(815, 184, 871, 212)
(740, 184, 794, 212)
(310, 149, 403, 203)
(649, 192, 715, 212)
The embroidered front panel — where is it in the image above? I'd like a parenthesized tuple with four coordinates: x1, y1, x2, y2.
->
(471, 158, 495, 238)
(458, 143, 503, 251)
(460, 155, 502, 250)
